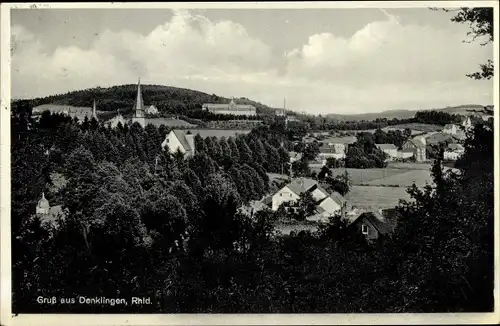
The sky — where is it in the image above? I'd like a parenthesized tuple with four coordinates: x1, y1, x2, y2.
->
(10, 6, 494, 114)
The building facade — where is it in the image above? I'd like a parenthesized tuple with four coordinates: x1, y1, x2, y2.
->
(202, 98, 257, 116)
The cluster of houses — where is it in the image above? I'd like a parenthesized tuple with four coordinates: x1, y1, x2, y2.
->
(442, 116, 472, 139)
(248, 176, 401, 240)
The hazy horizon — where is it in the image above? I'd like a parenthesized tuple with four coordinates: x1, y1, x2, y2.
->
(11, 6, 494, 114)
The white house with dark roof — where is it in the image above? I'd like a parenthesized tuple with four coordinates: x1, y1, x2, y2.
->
(162, 130, 196, 157)
(402, 137, 427, 162)
(271, 178, 318, 211)
(375, 143, 398, 159)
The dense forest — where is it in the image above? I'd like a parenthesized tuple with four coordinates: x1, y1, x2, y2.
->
(18, 84, 277, 117)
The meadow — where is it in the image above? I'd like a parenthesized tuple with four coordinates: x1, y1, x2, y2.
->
(345, 186, 414, 210)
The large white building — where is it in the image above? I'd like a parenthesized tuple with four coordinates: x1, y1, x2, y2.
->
(202, 98, 256, 116)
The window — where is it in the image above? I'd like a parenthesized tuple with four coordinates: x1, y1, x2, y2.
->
(280, 193, 282, 197)
(361, 224, 368, 235)
(166, 139, 169, 143)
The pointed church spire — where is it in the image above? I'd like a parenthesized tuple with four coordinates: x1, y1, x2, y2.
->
(92, 99, 98, 120)
(134, 77, 144, 118)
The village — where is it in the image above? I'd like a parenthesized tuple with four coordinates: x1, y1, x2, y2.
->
(30, 78, 489, 242)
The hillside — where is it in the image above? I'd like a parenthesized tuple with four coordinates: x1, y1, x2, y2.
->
(326, 104, 491, 121)
(19, 84, 277, 116)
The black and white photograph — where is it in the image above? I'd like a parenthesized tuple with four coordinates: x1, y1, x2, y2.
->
(0, 1, 498, 325)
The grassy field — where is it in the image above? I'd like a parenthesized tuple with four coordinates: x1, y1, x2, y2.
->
(385, 123, 443, 132)
(345, 186, 413, 210)
(146, 118, 197, 128)
(328, 168, 412, 184)
(363, 170, 432, 187)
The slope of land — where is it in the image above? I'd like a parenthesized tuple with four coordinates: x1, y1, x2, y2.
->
(16, 84, 277, 116)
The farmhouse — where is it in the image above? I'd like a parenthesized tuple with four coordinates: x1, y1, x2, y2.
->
(318, 145, 346, 162)
(271, 178, 318, 211)
(145, 105, 159, 115)
(444, 143, 465, 161)
(202, 98, 256, 116)
(348, 209, 400, 241)
(402, 137, 426, 162)
(269, 178, 347, 220)
(443, 124, 458, 135)
(375, 144, 398, 159)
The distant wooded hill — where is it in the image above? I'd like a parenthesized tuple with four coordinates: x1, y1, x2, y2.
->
(15, 84, 277, 117)
(325, 104, 492, 122)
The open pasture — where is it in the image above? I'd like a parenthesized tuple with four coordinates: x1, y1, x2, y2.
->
(345, 186, 413, 210)
(328, 168, 412, 185)
(385, 123, 443, 133)
(364, 169, 433, 187)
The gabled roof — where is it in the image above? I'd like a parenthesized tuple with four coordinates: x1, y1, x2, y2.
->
(322, 136, 357, 145)
(172, 130, 191, 151)
(404, 138, 426, 149)
(444, 124, 457, 129)
(285, 178, 317, 196)
(356, 212, 393, 235)
(319, 145, 342, 154)
(328, 191, 347, 206)
(376, 143, 397, 150)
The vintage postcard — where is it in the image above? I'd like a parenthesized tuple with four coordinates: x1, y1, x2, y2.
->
(0, 1, 499, 325)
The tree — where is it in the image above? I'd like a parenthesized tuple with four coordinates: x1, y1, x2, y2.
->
(296, 192, 317, 221)
(439, 8, 493, 80)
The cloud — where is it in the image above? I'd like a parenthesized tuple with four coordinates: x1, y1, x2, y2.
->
(11, 9, 493, 114)
(285, 12, 492, 87)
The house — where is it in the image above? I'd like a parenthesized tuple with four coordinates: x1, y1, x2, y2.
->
(286, 115, 299, 123)
(443, 124, 458, 135)
(35, 192, 65, 227)
(318, 145, 346, 162)
(275, 109, 285, 117)
(271, 178, 318, 211)
(461, 116, 472, 130)
(161, 130, 196, 158)
(402, 137, 426, 162)
(444, 143, 465, 161)
(320, 136, 357, 154)
(375, 144, 398, 159)
(145, 105, 159, 115)
(313, 192, 347, 220)
(289, 151, 303, 163)
(107, 112, 127, 129)
(348, 209, 400, 241)
(202, 98, 256, 116)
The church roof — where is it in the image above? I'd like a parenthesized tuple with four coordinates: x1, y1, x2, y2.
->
(172, 130, 192, 152)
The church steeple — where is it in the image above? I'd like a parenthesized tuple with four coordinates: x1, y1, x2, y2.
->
(134, 78, 145, 118)
(92, 99, 98, 120)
